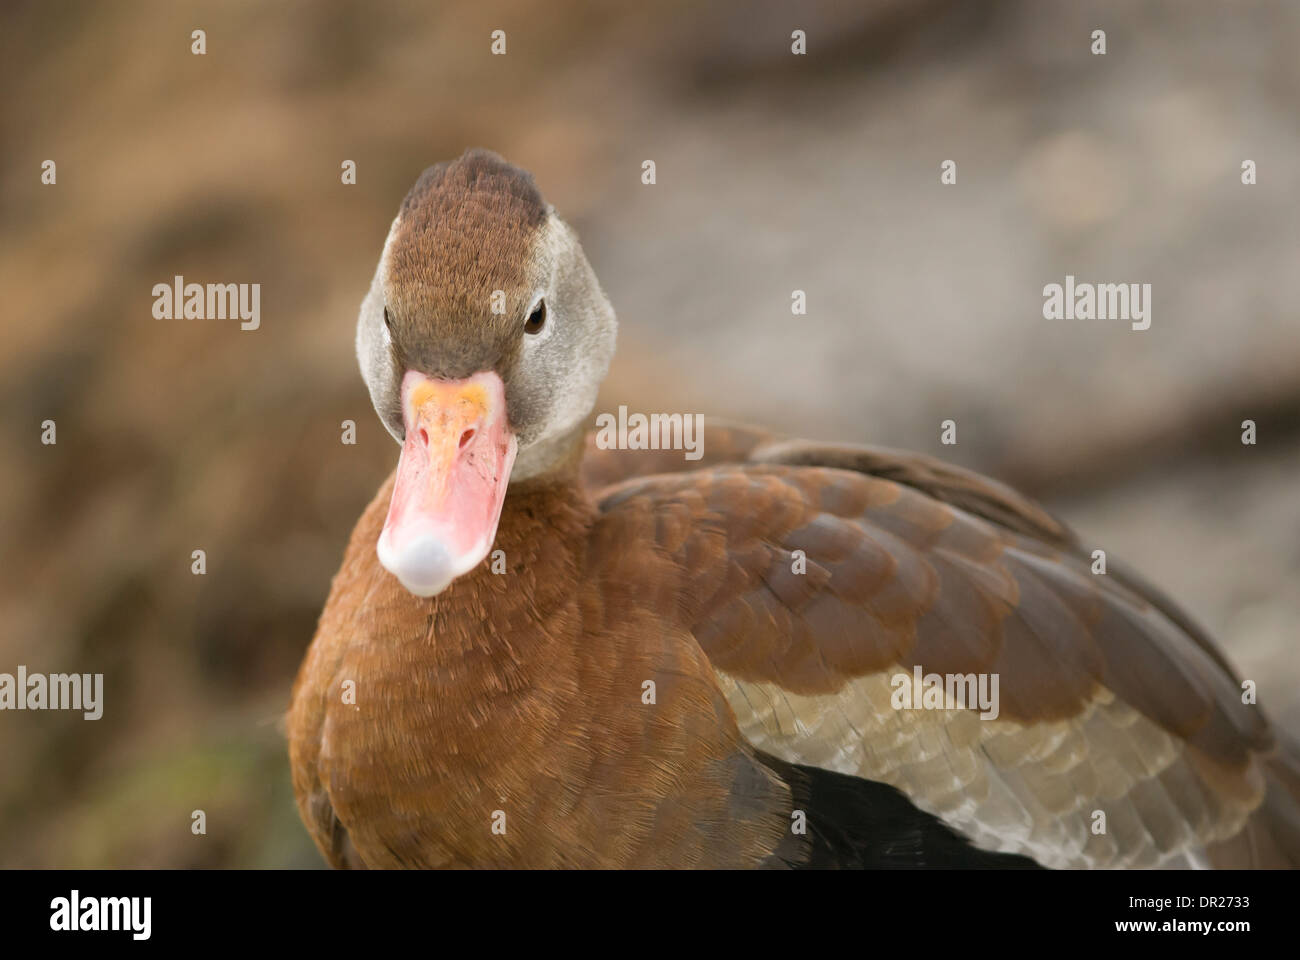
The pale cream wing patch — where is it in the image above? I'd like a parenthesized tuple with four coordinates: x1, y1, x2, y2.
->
(714, 668, 1265, 869)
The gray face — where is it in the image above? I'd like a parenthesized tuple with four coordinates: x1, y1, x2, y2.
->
(356, 202, 617, 482)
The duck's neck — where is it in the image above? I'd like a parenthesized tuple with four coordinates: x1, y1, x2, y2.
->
(422, 448, 593, 669)
(508, 422, 588, 482)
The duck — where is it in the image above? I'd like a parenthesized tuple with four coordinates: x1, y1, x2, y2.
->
(287, 148, 1300, 869)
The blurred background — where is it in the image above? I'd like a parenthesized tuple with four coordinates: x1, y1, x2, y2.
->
(1, 0, 1297, 867)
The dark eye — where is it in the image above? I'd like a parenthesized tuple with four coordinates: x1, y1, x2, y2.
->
(383, 306, 394, 330)
(524, 300, 546, 335)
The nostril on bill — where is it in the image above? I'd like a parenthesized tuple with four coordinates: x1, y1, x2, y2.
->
(459, 428, 476, 450)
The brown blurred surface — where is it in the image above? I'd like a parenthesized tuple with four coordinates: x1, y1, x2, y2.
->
(0, 0, 1296, 866)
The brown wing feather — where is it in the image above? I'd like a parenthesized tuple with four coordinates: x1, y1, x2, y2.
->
(587, 430, 1294, 867)
(586, 421, 1246, 700)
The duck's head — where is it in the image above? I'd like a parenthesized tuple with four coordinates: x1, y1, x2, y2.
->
(357, 149, 617, 597)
